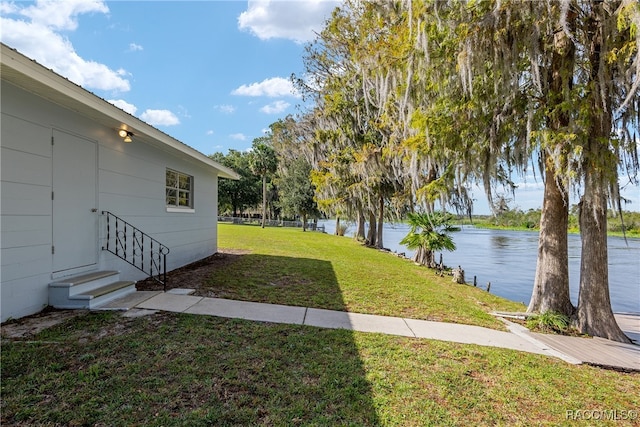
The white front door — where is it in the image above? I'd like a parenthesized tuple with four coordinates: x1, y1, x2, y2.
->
(52, 129, 98, 274)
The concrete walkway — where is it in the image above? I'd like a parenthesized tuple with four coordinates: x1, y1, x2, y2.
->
(105, 290, 639, 371)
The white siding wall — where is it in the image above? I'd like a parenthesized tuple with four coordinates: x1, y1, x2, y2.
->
(98, 134, 219, 276)
(1, 109, 53, 320)
(1, 81, 219, 322)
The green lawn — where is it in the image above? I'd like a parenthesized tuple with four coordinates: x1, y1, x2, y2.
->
(2, 312, 638, 426)
(214, 223, 525, 330)
(2, 224, 638, 426)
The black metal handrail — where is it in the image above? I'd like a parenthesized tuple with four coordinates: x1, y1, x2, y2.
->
(102, 211, 170, 291)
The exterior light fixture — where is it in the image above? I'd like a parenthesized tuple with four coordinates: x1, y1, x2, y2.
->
(117, 129, 133, 143)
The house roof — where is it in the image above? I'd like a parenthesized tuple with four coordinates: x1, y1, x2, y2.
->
(0, 43, 240, 180)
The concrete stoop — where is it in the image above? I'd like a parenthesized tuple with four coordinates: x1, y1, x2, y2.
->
(49, 270, 136, 310)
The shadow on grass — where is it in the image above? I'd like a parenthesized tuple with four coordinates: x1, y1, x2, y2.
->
(138, 251, 349, 311)
(202, 253, 349, 310)
(2, 254, 381, 425)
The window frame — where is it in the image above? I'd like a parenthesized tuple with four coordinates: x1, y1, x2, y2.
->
(165, 168, 194, 212)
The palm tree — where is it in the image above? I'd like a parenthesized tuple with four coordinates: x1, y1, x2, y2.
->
(249, 138, 278, 228)
(400, 212, 459, 267)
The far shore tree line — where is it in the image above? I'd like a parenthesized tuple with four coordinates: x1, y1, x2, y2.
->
(470, 199, 640, 236)
(213, 0, 638, 343)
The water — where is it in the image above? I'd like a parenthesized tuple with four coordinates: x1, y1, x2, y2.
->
(319, 220, 640, 313)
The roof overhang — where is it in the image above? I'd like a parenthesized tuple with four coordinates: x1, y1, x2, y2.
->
(0, 43, 240, 180)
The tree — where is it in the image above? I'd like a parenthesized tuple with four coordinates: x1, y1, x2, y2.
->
(456, 0, 638, 341)
(249, 138, 278, 228)
(301, 6, 378, 243)
(450, 0, 576, 319)
(294, 0, 638, 341)
(573, 0, 639, 341)
(400, 212, 458, 267)
(209, 151, 260, 217)
(276, 158, 320, 231)
(297, 1, 418, 248)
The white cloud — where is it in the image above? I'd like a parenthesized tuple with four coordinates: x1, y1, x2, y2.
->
(128, 42, 143, 52)
(232, 77, 299, 98)
(0, 3, 19, 15)
(206, 130, 215, 136)
(108, 99, 137, 115)
(238, 0, 340, 44)
(517, 180, 545, 190)
(0, 0, 130, 93)
(260, 100, 290, 114)
(21, 0, 109, 31)
(230, 133, 247, 141)
(140, 109, 180, 126)
(214, 104, 236, 114)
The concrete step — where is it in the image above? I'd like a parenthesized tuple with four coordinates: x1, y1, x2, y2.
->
(49, 271, 136, 310)
(52, 281, 136, 310)
(49, 271, 120, 296)
(72, 280, 136, 299)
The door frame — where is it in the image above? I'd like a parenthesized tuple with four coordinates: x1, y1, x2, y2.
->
(51, 128, 99, 278)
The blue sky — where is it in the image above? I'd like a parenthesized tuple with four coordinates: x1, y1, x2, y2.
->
(0, 0, 338, 154)
(1, 0, 638, 213)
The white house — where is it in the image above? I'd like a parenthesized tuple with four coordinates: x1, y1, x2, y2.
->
(0, 43, 239, 322)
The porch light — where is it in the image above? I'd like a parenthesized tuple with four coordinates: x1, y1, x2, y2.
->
(118, 129, 133, 143)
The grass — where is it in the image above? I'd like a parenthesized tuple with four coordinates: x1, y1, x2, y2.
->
(526, 311, 572, 335)
(2, 224, 639, 425)
(2, 312, 639, 426)
(213, 224, 525, 330)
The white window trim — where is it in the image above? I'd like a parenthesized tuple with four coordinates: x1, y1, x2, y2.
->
(166, 207, 195, 214)
(166, 168, 194, 210)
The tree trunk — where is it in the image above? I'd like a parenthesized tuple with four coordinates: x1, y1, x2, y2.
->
(575, 176, 628, 342)
(528, 15, 575, 317)
(302, 213, 308, 232)
(355, 206, 366, 241)
(574, 2, 629, 343)
(376, 193, 384, 249)
(528, 161, 574, 315)
(367, 209, 376, 247)
(412, 247, 432, 266)
(335, 216, 340, 236)
(261, 174, 267, 228)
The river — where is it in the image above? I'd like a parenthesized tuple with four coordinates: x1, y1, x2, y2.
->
(318, 220, 640, 313)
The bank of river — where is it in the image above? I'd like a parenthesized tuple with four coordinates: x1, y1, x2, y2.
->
(319, 220, 640, 313)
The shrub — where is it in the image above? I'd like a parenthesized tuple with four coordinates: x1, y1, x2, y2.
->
(526, 311, 570, 333)
(336, 223, 349, 236)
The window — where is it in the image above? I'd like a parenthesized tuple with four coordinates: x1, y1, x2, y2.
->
(166, 169, 193, 209)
